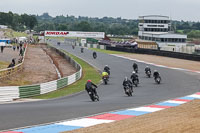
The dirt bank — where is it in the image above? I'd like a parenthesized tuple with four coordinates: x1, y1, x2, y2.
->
(0, 45, 76, 86)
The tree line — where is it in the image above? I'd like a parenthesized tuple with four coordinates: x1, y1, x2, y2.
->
(1, 12, 200, 38)
(0, 11, 37, 31)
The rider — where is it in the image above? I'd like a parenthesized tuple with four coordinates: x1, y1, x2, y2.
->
(85, 80, 98, 95)
(145, 66, 151, 74)
(81, 47, 84, 53)
(123, 77, 133, 92)
(104, 65, 110, 75)
(132, 62, 138, 72)
(153, 70, 160, 79)
(93, 51, 97, 58)
(102, 71, 109, 80)
(130, 71, 139, 83)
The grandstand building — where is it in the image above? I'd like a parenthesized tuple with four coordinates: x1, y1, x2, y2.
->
(138, 15, 187, 48)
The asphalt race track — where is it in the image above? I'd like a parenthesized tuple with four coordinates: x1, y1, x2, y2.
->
(0, 40, 199, 131)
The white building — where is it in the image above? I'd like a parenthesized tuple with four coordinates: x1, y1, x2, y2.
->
(138, 15, 187, 48)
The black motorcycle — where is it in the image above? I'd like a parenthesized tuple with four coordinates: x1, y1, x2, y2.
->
(102, 76, 109, 85)
(93, 52, 97, 59)
(124, 84, 133, 96)
(155, 76, 161, 84)
(134, 67, 138, 73)
(132, 77, 139, 87)
(146, 70, 151, 78)
(88, 89, 99, 102)
(105, 69, 110, 76)
(81, 48, 84, 53)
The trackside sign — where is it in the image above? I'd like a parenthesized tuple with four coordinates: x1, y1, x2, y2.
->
(45, 31, 105, 38)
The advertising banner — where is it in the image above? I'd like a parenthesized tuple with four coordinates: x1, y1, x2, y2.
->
(45, 31, 105, 38)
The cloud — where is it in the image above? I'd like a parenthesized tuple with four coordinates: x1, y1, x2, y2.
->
(0, 0, 199, 21)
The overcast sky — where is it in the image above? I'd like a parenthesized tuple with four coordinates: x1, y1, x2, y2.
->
(0, 0, 199, 21)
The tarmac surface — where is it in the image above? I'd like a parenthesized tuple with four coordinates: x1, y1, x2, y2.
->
(0, 40, 199, 131)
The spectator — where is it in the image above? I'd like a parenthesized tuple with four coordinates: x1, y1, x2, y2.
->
(17, 45, 19, 51)
(13, 45, 16, 51)
(12, 58, 16, 66)
(1, 46, 4, 53)
(19, 42, 23, 49)
(19, 48, 23, 56)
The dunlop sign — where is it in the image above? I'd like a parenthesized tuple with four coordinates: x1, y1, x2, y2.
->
(45, 31, 105, 38)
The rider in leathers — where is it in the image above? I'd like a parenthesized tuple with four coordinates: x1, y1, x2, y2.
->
(123, 77, 133, 92)
(153, 70, 160, 79)
(130, 71, 139, 83)
(85, 80, 98, 95)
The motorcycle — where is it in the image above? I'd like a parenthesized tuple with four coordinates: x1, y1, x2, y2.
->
(88, 89, 99, 102)
(102, 76, 109, 85)
(132, 77, 139, 87)
(93, 52, 97, 59)
(72, 45, 75, 49)
(124, 84, 133, 96)
(155, 76, 161, 84)
(81, 48, 84, 53)
(146, 70, 151, 78)
(134, 67, 138, 73)
(105, 69, 110, 76)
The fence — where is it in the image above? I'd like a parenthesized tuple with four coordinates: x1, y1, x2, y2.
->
(0, 45, 82, 102)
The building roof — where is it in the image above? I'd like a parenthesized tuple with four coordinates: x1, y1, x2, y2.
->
(139, 15, 169, 20)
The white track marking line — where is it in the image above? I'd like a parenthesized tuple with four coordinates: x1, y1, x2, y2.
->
(56, 118, 114, 127)
(128, 107, 164, 112)
(165, 100, 187, 104)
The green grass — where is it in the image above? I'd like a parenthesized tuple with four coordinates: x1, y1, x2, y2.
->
(176, 30, 184, 34)
(33, 51, 101, 99)
(3, 29, 28, 38)
(90, 48, 127, 54)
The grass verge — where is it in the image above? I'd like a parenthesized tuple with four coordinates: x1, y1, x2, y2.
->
(3, 29, 28, 38)
(90, 48, 126, 54)
(33, 51, 102, 99)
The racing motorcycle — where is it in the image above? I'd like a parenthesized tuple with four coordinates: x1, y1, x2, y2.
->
(132, 77, 139, 87)
(105, 69, 110, 76)
(93, 52, 97, 59)
(134, 67, 138, 73)
(102, 76, 109, 85)
(81, 48, 84, 53)
(155, 76, 161, 84)
(88, 89, 99, 102)
(146, 70, 151, 78)
(124, 84, 133, 96)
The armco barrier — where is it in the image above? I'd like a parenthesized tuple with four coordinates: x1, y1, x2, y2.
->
(106, 46, 200, 61)
(0, 86, 19, 102)
(0, 44, 82, 102)
(19, 85, 41, 98)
